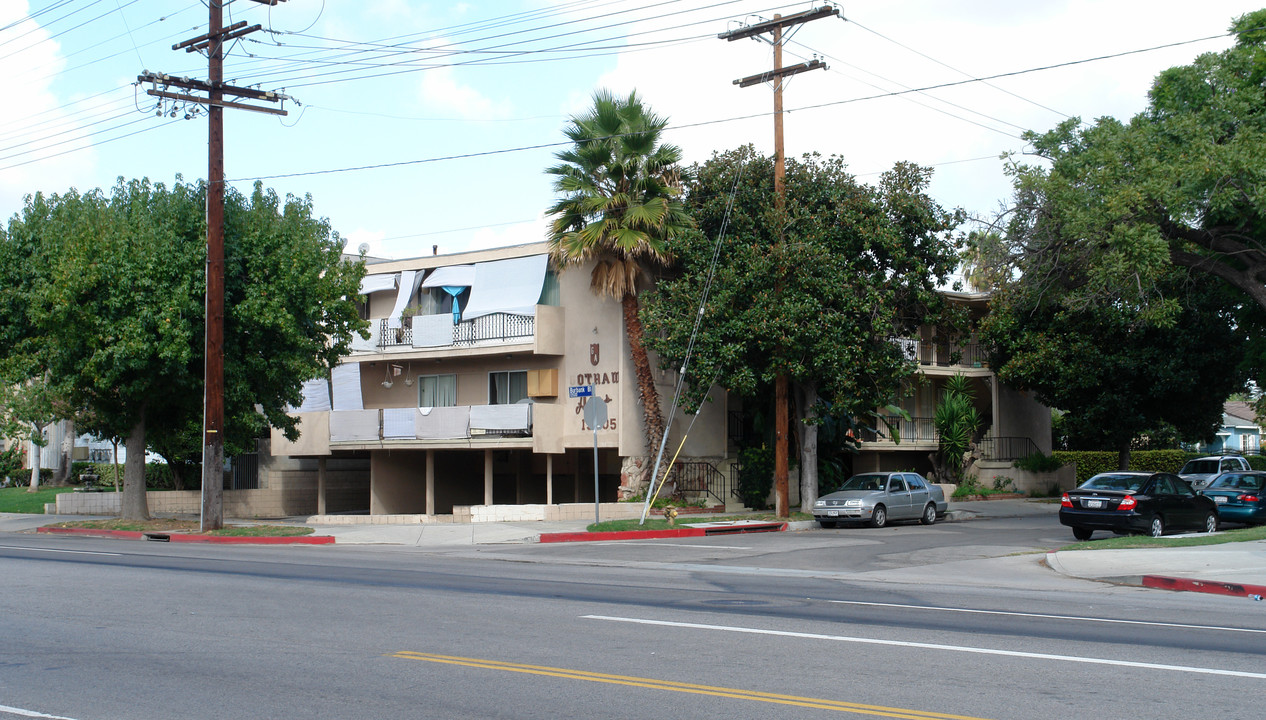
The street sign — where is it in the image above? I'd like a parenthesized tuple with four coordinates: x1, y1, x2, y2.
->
(568, 385, 594, 398)
(582, 396, 608, 431)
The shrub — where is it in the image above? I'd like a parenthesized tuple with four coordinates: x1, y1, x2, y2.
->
(1052, 449, 1199, 484)
(0, 445, 23, 480)
(737, 446, 774, 510)
(1013, 452, 1063, 473)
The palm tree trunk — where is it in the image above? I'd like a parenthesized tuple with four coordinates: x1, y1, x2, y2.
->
(622, 292, 665, 470)
(795, 380, 819, 514)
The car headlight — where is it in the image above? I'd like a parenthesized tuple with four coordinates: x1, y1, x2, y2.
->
(845, 499, 862, 507)
(814, 500, 825, 507)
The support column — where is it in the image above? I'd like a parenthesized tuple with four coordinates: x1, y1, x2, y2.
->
(546, 454, 554, 505)
(425, 450, 435, 516)
(484, 449, 493, 505)
(573, 450, 582, 502)
(317, 457, 327, 516)
(515, 451, 524, 504)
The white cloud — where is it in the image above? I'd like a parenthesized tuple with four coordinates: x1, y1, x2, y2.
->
(418, 63, 514, 120)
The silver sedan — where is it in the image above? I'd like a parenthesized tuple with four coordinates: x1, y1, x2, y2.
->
(813, 472, 947, 528)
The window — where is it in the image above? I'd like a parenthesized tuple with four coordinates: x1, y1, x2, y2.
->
(905, 474, 926, 490)
(417, 374, 457, 407)
(489, 370, 528, 405)
(888, 477, 907, 493)
(1243, 435, 1258, 453)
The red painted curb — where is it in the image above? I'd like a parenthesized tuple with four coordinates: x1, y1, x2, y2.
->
(36, 526, 334, 545)
(1141, 575, 1266, 597)
(540, 528, 707, 543)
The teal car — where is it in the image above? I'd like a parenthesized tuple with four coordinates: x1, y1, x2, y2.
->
(1201, 471, 1266, 526)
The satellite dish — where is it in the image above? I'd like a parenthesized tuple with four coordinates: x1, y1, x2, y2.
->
(357, 242, 371, 255)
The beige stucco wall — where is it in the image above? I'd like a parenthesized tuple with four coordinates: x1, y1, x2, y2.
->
(996, 386, 1052, 454)
(271, 412, 331, 456)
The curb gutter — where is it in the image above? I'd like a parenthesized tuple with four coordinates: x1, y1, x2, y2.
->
(540, 521, 787, 544)
(1141, 575, 1266, 598)
(36, 526, 335, 545)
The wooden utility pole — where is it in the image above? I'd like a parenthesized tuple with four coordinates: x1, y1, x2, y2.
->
(138, 0, 289, 531)
(720, 6, 836, 517)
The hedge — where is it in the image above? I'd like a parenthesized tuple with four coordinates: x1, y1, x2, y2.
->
(1052, 450, 1244, 484)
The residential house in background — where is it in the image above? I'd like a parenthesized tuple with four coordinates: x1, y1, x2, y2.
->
(1194, 401, 1261, 455)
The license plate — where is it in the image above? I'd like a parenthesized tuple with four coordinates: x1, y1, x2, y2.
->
(828, 510, 839, 517)
(1085, 499, 1103, 509)
(1214, 496, 1227, 504)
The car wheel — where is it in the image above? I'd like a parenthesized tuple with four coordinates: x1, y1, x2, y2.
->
(1072, 526, 1093, 541)
(819, 520, 837, 529)
(1149, 515, 1165, 538)
(920, 503, 936, 525)
(869, 505, 887, 528)
(1203, 512, 1218, 534)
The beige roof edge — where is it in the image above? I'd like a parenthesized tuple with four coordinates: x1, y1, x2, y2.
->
(364, 241, 551, 272)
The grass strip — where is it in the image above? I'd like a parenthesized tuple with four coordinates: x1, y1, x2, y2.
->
(1062, 523, 1266, 550)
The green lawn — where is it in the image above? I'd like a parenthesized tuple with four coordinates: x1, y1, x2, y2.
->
(0, 486, 78, 514)
(1062, 523, 1266, 551)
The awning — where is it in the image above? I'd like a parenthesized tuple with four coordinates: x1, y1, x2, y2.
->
(461, 254, 548, 320)
(359, 273, 397, 295)
(421, 265, 475, 288)
(387, 269, 424, 329)
(331, 363, 363, 411)
(293, 377, 331, 412)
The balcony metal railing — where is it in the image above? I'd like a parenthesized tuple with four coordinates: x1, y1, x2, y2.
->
(893, 337, 989, 368)
(859, 416, 937, 444)
(374, 313, 535, 350)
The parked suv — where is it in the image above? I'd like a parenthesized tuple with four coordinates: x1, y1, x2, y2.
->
(1179, 455, 1251, 491)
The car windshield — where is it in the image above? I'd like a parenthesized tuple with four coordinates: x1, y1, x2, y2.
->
(1209, 474, 1264, 491)
(1080, 474, 1145, 492)
(1181, 460, 1220, 474)
(839, 475, 887, 492)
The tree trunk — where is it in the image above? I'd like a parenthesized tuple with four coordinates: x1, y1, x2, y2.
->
(1117, 442, 1131, 472)
(796, 380, 819, 514)
(52, 419, 74, 486)
(27, 425, 41, 493)
(121, 412, 150, 521)
(622, 292, 665, 485)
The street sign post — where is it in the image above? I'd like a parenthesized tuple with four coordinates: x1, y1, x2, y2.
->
(568, 385, 594, 398)
(582, 397, 608, 525)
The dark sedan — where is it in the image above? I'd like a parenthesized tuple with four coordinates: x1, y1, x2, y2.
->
(1059, 471, 1218, 541)
(1200, 471, 1266, 526)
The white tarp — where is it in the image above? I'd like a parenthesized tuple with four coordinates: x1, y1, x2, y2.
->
(421, 265, 475, 288)
(331, 364, 363, 411)
(382, 408, 416, 439)
(461, 254, 548, 320)
(329, 409, 379, 442)
(359, 273, 397, 295)
(469, 403, 532, 432)
(387, 270, 424, 329)
(414, 406, 471, 439)
(294, 377, 331, 412)
(349, 323, 380, 353)
(412, 313, 454, 347)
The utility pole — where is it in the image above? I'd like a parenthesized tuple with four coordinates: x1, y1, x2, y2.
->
(138, 0, 290, 531)
(720, 5, 836, 518)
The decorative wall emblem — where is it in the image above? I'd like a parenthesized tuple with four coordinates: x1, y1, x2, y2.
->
(589, 343, 600, 366)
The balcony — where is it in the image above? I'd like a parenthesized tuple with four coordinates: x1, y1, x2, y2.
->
(894, 337, 989, 369)
(327, 404, 533, 445)
(350, 305, 563, 356)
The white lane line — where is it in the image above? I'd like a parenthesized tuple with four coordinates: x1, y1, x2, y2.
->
(826, 599, 1266, 635)
(0, 546, 122, 557)
(597, 542, 753, 550)
(584, 615, 1266, 679)
(0, 705, 79, 719)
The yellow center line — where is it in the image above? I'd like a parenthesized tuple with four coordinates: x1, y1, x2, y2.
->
(389, 651, 992, 720)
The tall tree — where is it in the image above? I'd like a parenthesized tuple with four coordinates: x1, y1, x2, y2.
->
(989, 10, 1266, 323)
(545, 89, 694, 491)
(643, 147, 963, 513)
(0, 178, 365, 519)
(981, 273, 1248, 469)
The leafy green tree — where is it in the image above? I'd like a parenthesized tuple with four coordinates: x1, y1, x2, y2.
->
(545, 89, 694, 487)
(643, 147, 963, 513)
(932, 374, 982, 483)
(0, 178, 365, 519)
(982, 273, 1248, 470)
(989, 10, 1266, 323)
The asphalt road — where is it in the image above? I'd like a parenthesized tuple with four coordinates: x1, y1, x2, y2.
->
(1, 514, 1263, 720)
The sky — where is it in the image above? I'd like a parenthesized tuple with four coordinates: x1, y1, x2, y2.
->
(1, 0, 1261, 264)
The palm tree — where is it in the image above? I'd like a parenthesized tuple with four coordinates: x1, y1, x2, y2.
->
(545, 89, 694, 481)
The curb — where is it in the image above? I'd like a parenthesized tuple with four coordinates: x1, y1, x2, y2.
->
(540, 521, 787, 544)
(36, 526, 335, 545)
(1141, 575, 1266, 598)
